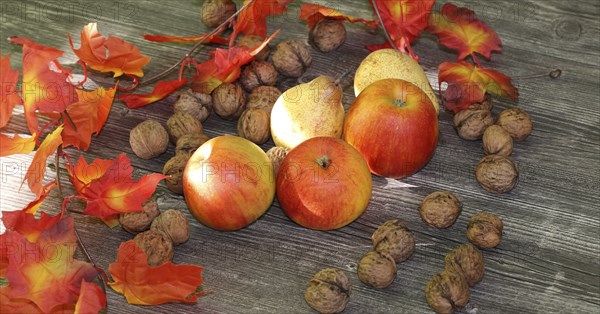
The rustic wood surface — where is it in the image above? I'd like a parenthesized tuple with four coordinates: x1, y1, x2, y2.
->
(1, 0, 599, 313)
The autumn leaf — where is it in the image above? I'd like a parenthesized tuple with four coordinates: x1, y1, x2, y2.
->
(428, 3, 502, 61)
(69, 23, 151, 77)
(108, 240, 204, 305)
(236, 0, 291, 38)
(439, 61, 518, 112)
(0, 133, 36, 157)
(118, 78, 188, 109)
(299, 3, 377, 29)
(23, 125, 63, 197)
(1, 210, 61, 243)
(74, 280, 107, 314)
(23, 180, 58, 215)
(0, 286, 41, 313)
(67, 155, 114, 195)
(142, 32, 228, 44)
(0, 52, 22, 128)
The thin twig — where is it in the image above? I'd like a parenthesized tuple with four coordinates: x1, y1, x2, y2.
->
(55, 147, 63, 198)
(370, 0, 400, 51)
(63, 111, 77, 131)
(74, 225, 108, 296)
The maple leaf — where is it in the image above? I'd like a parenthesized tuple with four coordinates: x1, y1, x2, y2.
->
(69, 23, 151, 77)
(108, 240, 204, 305)
(142, 32, 228, 44)
(74, 280, 106, 314)
(428, 3, 502, 61)
(23, 180, 58, 215)
(236, 0, 291, 38)
(118, 78, 188, 109)
(299, 3, 377, 29)
(0, 286, 41, 313)
(0, 52, 22, 128)
(67, 153, 167, 220)
(9, 37, 78, 134)
(439, 61, 518, 112)
(1, 210, 61, 243)
(0, 133, 36, 157)
(23, 125, 63, 197)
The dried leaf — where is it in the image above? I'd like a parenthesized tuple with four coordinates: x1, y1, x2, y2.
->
(236, 0, 291, 38)
(0, 52, 22, 128)
(23, 125, 63, 197)
(299, 4, 377, 29)
(142, 32, 228, 44)
(118, 78, 188, 109)
(1, 210, 61, 243)
(0, 133, 36, 157)
(74, 281, 107, 314)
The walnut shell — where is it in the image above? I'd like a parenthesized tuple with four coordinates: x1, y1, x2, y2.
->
(236, 35, 270, 61)
(246, 86, 281, 115)
(200, 0, 236, 28)
(212, 83, 246, 120)
(371, 219, 415, 263)
(425, 270, 470, 314)
(419, 191, 462, 229)
(163, 154, 191, 195)
(272, 40, 312, 78)
(496, 108, 533, 141)
(151, 209, 190, 245)
(305, 268, 350, 314)
(309, 18, 347, 52)
(475, 155, 519, 193)
(239, 61, 278, 92)
(453, 108, 494, 140)
(237, 108, 271, 144)
(173, 89, 212, 122)
(467, 212, 504, 249)
(133, 230, 174, 267)
(119, 198, 160, 234)
(266, 146, 289, 178)
(166, 112, 203, 143)
(129, 120, 169, 159)
(175, 133, 210, 156)
(444, 243, 485, 287)
(357, 251, 397, 289)
(483, 125, 513, 156)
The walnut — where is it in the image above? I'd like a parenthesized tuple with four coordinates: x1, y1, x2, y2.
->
(467, 93, 493, 111)
(175, 133, 210, 155)
(236, 35, 270, 61)
(272, 40, 312, 78)
(237, 108, 271, 144)
(163, 154, 191, 195)
(357, 251, 397, 289)
(371, 219, 415, 263)
(166, 112, 203, 143)
(453, 108, 494, 140)
(266, 146, 289, 178)
(425, 270, 470, 314)
(119, 198, 160, 234)
(173, 89, 212, 122)
(212, 83, 246, 120)
(133, 230, 174, 267)
(305, 268, 350, 314)
(483, 125, 513, 156)
(246, 86, 281, 115)
(467, 212, 504, 249)
(444, 244, 485, 287)
(130, 120, 169, 159)
(419, 191, 462, 229)
(309, 18, 347, 52)
(200, 0, 236, 28)
(496, 108, 533, 141)
(239, 61, 278, 91)
(475, 155, 519, 193)
(151, 209, 190, 245)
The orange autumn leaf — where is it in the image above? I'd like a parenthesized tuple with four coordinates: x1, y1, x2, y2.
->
(439, 61, 518, 112)
(2, 210, 61, 243)
(236, 0, 292, 38)
(23, 180, 58, 214)
(67, 155, 114, 195)
(108, 240, 204, 305)
(23, 125, 63, 197)
(428, 3, 502, 61)
(74, 281, 106, 314)
(0, 52, 22, 128)
(299, 3, 377, 29)
(0, 133, 36, 157)
(143, 32, 228, 44)
(69, 23, 151, 78)
(118, 78, 188, 109)
(0, 286, 41, 313)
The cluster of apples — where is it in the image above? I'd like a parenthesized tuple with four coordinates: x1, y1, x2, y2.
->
(182, 49, 440, 231)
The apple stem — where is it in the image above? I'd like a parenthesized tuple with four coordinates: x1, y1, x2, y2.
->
(316, 156, 331, 169)
(394, 99, 406, 107)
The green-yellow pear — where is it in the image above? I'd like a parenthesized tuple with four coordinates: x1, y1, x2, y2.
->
(271, 76, 345, 149)
(354, 49, 439, 113)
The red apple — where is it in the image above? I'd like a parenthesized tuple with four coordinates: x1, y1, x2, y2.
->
(343, 78, 438, 178)
(277, 137, 372, 230)
(183, 136, 275, 231)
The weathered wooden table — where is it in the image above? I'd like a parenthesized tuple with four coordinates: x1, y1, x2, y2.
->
(1, 0, 599, 313)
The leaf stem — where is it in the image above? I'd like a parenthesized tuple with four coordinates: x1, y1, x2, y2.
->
(55, 147, 63, 198)
(471, 53, 483, 67)
(370, 0, 400, 51)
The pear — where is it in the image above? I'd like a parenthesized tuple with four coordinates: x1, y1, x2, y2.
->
(271, 76, 345, 149)
(354, 49, 439, 113)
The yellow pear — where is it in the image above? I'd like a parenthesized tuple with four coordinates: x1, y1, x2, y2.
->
(271, 76, 345, 149)
(354, 49, 439, 113)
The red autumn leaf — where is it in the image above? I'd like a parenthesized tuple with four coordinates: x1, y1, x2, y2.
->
(69, 23, 151, 77)
(2, 210, 61, 243)
(74, 280, 107, 314)
(0, 286, 41, 313)
(118, 78, 188, 109)
(236, 0, 291, 38)
(439, 61, 518, 112)
(0, 52, 22, 128)
(23, 180, 58, 215)
(428, 3, 502, 61)
(67, 153, 167, 220)
(108, 240, 204, 305)
(60, 86, 116, 150)
(299, 3, 377, 29)
(142, 32, 228, 44)
(9, 37, 77, 134)
(0, 133, 36, 157)
(23, 125, 63, 197)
